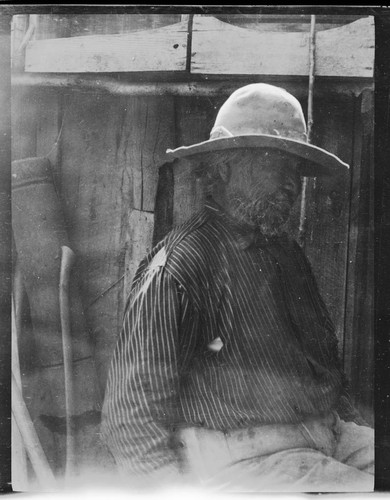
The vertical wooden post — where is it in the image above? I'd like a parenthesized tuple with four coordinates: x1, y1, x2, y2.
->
(172, 96, 218, 226)
(35, 89, 62, 191)
(11, 87, 38, 161)
(343, 89, 374, 425)
(124, 210, 154, 299)
(123, 95, 176, 297)
(303, 93, 354, 346)
(11, 296, 29, 491)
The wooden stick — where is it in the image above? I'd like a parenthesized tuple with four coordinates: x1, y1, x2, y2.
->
(17, 15, 38, 53)
(11, 272, 29, 490)
(298, 14, 317, 248)
(307, 14, 317, 144)
(59, 245, 76, 478)
(12, 372, 57, 489)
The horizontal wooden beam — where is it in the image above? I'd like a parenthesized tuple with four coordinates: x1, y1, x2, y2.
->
(25, 19, 188, 73)
(12, 73, 373, 98)
(191, 15, 374, 78)
(22, 15, 374, 78)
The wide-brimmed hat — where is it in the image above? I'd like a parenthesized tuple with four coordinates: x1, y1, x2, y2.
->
(166, 83, 349, 177)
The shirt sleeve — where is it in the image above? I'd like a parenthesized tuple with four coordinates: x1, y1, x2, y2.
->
(101, 254, 184, 476)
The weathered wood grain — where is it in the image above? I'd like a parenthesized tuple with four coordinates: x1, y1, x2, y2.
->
(303, 94, 354, 347)
(67, 14, 181, 37)
(215, 21, 361, 33)
(11, 88, 37, 160)
(153, 162, 174, 246)
(124, 96, 176, 212)
(191, 15, 374, 78)
(25, 19, 188, 73)
(34, 14, 72, 40)
(13, 73, 373, 99)
(343, 89, 374, 424)
(36, 91, 60, 158)
(60, 93, 128, 392)
(172, 96, 219, 226)
(215, 14, 365, 29)
(24, 15, 373, 76)
(34, 90, 63, 195)
(59, 92, 176, 390)
(125, 209, 154, 300)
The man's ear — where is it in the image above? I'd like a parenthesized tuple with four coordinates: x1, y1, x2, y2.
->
(218, 162, 231, 184)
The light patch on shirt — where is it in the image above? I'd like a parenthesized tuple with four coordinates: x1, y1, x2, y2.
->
(149, 247, 167, 271)
(207, 337, 224, 352)
(131, 247, 167, 307)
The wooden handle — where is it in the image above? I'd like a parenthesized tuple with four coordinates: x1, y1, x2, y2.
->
(12, 372, 57, 489)
(59, 245, 76, 477)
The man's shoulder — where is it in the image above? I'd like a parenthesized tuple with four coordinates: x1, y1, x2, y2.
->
(163, 208, 227, 262)
(132, 208, 227, 291)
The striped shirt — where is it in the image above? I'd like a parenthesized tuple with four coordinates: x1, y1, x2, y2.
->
(101, 201, 361, 476)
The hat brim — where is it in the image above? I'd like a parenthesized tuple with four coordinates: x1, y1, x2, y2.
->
(165, 135, 349, 177)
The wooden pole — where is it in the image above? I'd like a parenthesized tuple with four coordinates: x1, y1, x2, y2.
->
(59, 246, 76, 478)
(12, 373, 57, 489)
(298, 14, 316, 248)
(11, 286, 29, 491)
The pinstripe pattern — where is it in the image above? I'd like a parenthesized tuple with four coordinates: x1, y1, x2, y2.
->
(101, 201, 357, 475)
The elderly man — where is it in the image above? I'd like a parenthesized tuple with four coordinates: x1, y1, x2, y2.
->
(101, 84, 374, 492)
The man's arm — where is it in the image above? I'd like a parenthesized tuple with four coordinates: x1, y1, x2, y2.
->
(101, 253, 184, 477)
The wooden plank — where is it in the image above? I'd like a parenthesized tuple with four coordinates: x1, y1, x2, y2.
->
(172, 157, 204, 227)
(152, 95, 222, 242)
(191, 15, 374, 77)
(153, 162, 174, 246)
(124, 96, 176, 212)
(218, 22, 360, 33)
(60, 93, 129, 392)
(343, 89, 374, 424)
(11, 88, 37, 160)
(31, 14, 181, 40)
(303, 94, 355, 346)
(25, 19, 188, 73)
(215, 14, 365, 27)
(13, 73, 374, 100)
(36, 90, 60, 158)
(315, 17, 375, 78)
(172, 96, 220, 227)
(35, 90, 62, 193)
(11, 298, 29, 491)
(67, 14, 181, 37)
(59, 92, 176, 390)
(124, 209, 154, 300)
(34, 14, 72, 40)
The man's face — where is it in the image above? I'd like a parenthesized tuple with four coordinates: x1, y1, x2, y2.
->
(225, 150, 302, 236)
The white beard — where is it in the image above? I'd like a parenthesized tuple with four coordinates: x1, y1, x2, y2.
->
(227, 189, 295, 237)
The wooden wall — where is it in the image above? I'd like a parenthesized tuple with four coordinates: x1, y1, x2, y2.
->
(12, 82, 375, 441)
